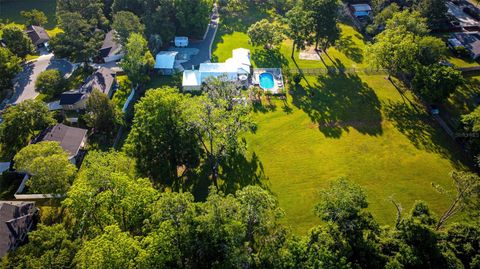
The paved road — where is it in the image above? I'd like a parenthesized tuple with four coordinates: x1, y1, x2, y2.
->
(9, 54, 74, 105)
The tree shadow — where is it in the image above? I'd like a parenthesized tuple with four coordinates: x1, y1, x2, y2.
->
(251, 48, 289, 68)
(252, 100, 277, 114)
(383, 100, 466, 167)
(290, 72, 383, 138)
(220, 151, 269, 194)
(335, 36, 364, 63)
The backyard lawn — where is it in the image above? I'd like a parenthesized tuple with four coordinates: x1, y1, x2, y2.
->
(213, 10, 470, 235)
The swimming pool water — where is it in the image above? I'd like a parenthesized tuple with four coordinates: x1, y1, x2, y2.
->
(259, 72, 274, 89)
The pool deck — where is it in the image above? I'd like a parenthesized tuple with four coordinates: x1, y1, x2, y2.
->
(252, 68, 285, 94)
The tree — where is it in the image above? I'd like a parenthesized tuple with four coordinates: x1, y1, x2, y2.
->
(0, 47, 22, 97)
(20, 9, 48, 26)
(366, 27, 418, 77)
(414, 0, 448, 26)
(63, 151, 158, 236)
(125, 88, 200, 182)
(0, 100, 55, 157)
(35, 69, 68, 97)
(366, 3, 400, 35)
(0, 224, 78, 269)
(412, 64, 463, 103)
(56, 0, 108, 29)
(1, 24, 35, 58)
(315, 178, 383, 268)
(84, 89, 122, 135)
(433, 171, 480, 230)
(75, 225, 143, 269)
(174, 0, 213, 37)
(462, 106, 480, 133)
(285, 4, 314, 58)
(247, 19, 284, 49)
(50, 12, 104, 63)
(186, 79, 255, 188)
(304, 0, 341, 50)
(120, 33, 154, 86)
(385, 10, 429, 36)
(14, 142, 76, 194)
(444, 222, 480, 269)
(417, 36, 447, 65)
(111, 11, 144, 45)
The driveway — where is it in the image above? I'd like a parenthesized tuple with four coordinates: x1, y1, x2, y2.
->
(9, 54, 74, 105)
(178, 5, 220, 69)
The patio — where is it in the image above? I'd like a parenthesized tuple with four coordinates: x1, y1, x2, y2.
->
(252, 68, 285, 94)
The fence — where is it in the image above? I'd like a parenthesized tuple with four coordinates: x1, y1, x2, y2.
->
(284, 67, 388, 76)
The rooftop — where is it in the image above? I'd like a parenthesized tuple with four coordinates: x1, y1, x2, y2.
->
(154, 51, 178, 69)
(36, 123, 87, 158)
(0, 201, 37, 258)
(25, 25, 49, 46)
(99, 30, 122, 58)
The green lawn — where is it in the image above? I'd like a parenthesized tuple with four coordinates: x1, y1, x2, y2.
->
(0, 0, 57, 29)
(243, 74, 467, 235)
(212, 11, 470, 235)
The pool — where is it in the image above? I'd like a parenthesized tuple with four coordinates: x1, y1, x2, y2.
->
(259, 72, 275, 90)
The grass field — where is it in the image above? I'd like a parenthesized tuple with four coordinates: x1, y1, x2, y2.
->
(212, 9, 470, 235)
(243, 74, 466, 234)
(0, 0, 57, 29)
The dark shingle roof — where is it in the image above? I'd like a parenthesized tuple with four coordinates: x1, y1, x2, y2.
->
(25, 25, 50, 46)
(99, 30, 121, 58)
(59, 92, 86, 105)
(81, 67, 116, 97)
(0, 201, 37, 258)
(37, 123, 87, 158)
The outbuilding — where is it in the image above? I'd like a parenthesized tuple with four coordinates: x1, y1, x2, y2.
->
(351, 4, 372, 17)
(154, 51, 179, 75)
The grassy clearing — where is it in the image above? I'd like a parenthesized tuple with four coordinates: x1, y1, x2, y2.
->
(0, 0, 57, 29)
(243, 74, 467, 235)
(212, 11, 470, 235)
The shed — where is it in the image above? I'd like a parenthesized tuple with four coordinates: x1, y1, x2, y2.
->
(175, 36, 189, 47)
(154, 51, 179, 75)
(351, 4, 372, 17)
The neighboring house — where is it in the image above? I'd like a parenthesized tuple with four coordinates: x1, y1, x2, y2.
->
(448, 32, 480, 59)
(175, 36, 189, 47)
(99, 30, 124, 63)
(59, 67, 117, 110)
(182, 48, 251, 91)
(154, 51, 179, 75)
(351, 4, 372, 17)
(35, 123, 87, 164)
(25, 25, 50, 49)
(0, 201, 38, 258)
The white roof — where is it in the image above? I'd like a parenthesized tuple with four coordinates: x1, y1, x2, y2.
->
(199, 63, 239, 73)
(175, 36, 188, 41)
(154, 51, 178, 69)
(182, 70, 202, 86)
(351, 4, 372, 12)
(448, 38, 463, 47)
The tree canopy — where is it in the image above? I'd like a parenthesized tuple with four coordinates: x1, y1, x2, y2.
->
(1, 24, 35, 59)
(0, 100, 55, 157)
(14, 142, 76, 194)
(247, 19, 284, 49)
(0, 47, 22, 98)
(120, 33, 154, 85)
(125, 88, 200, 183)
(35, 70, 68, 97)
(84, 89, 123, 135)
(20, 9, 48, 26)
(111, 11, 145, 45)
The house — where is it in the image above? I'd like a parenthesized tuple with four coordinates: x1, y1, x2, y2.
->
(175, 36, 189, 47)
(182, 48, 251, 91)
(154, 51, 179, 75)
(25, 25, 50, 49)
(0, 201, 38, 258)
(35, 123, 87, 164)
(59, 67, 117, 110)
(99, 30, 124, 63)
(351, 4, 372, 17)
(448, 32, 480, 59)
